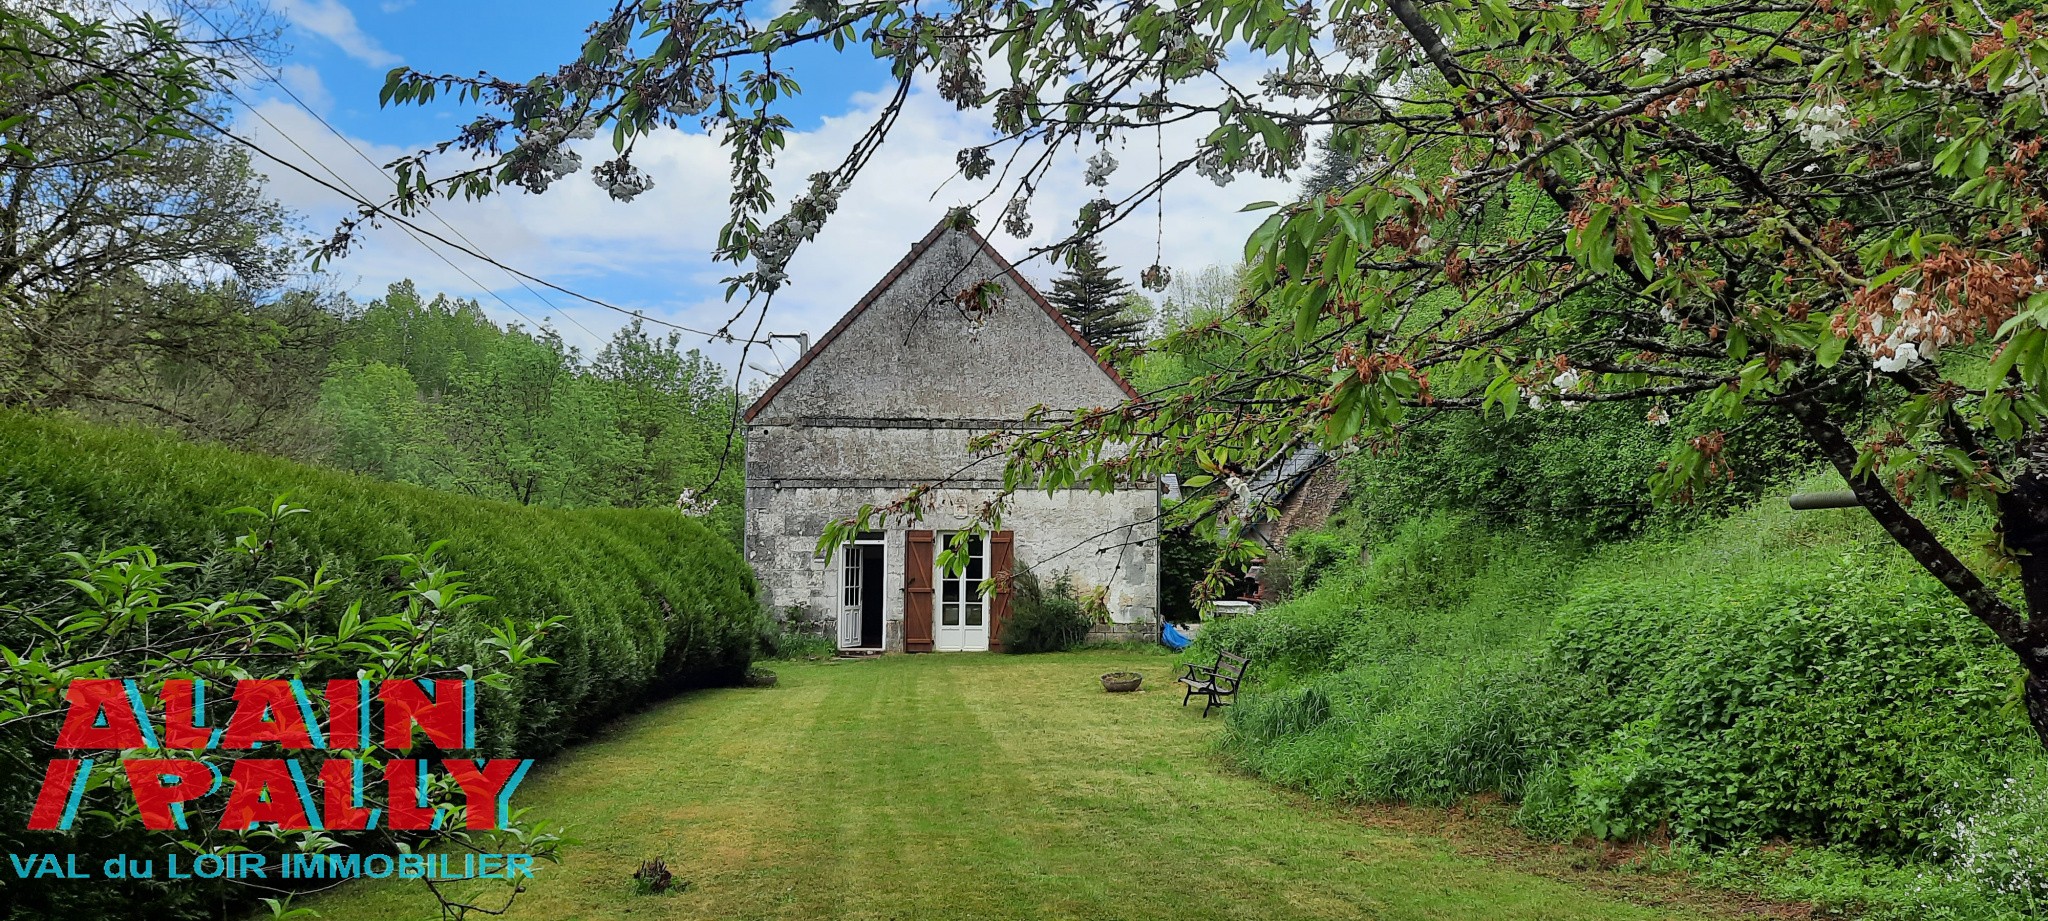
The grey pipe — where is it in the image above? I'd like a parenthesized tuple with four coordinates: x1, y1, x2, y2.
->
(1788, 491, 1861, 510)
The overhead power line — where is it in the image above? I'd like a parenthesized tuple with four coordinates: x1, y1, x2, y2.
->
(162, 0, 611, 344)
(229, 87, 561, 336)
(204, 112, 759, 344)
(143, 0, 759, 346)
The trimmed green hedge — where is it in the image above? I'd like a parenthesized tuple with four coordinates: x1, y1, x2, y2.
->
(0, 410, 758, 756)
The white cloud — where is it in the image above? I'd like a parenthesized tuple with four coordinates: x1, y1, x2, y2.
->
(275, 63, 333, 113)
(379, 0, 414, 11)
(237, 68, 1297, 378)
(274, 0, 400, 68)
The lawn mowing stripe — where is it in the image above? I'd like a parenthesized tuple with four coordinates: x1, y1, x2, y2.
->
(302, 651, 1744, 921)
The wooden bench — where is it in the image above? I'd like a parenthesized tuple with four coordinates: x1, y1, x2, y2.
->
(1178, 649, 1249, 718)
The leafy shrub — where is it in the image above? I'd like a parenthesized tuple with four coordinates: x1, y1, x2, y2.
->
(1192, 595, 1359, 679)
(1343, 400, 1810, 541)
(0, 411, 759, 757)
(1205, 483, 2048, 914)
(758, 603, 835, 659)
(1002, 570, 1094, 653)
(1285, 531, 1357, 591)
(0, 532, 567, 921)
(1532, 554, 2027, 851)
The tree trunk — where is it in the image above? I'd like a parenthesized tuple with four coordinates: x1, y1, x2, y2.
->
(1789, 397, 2048, 750)
(2029, 671, 2048, 752)
(1998, 431, 2048, 750)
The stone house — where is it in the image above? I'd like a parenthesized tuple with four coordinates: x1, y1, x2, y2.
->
(742, 217, 1161, 652)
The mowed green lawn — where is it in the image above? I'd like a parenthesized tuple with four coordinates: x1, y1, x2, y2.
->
(310, 650, 1729, 921)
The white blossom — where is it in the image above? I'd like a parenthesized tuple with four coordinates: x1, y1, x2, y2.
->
(676, 489, 719, 516)
(1874, 340, 1921, 373)
(751, 172, 848, 292)
(1788, 100, 1855, 150)
(1639, 47, 1668, 67)
(592, 159, 655, 202)
(1225, 475, 1253, 516)
(1195, 147, 1238, 187)
(1001, 194, 1034, 237)
(1084, 150, 1118, 187)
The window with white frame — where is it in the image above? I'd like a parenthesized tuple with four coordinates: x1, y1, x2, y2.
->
(936, 533, 986, 630)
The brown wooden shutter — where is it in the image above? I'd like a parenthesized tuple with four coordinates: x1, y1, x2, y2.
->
(904, 530, 936, 652)
(988, 531, 1015, 653)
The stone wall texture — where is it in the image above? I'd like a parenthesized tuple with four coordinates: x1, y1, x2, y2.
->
(744, 223, 1160, 652)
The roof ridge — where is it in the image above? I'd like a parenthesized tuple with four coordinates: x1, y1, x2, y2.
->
(742, 216, 1138, 422)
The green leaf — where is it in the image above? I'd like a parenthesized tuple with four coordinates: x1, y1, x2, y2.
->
(1817, 332, 1849, 368)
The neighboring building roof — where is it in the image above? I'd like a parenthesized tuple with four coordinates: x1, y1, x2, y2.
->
(743, 216, 1140, 422)
(1246, 446, 1328, 506)
(1239, 446, 1350, 549)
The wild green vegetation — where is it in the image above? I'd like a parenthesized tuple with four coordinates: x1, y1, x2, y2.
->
(10, 275, 746, 537)
(0, 13, 743, 529)
(0, 525, 569, 921)
(999, 570, 1097, 653)
(3, 6, 744, 533)
(307, 650, 1759, 921)
(1194, 407, 2048, 918)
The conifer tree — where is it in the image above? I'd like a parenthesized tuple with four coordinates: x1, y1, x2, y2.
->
(1047, 236, 1144, 352)
(1299, 133, 1361, 198)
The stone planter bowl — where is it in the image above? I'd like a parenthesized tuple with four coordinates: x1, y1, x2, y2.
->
(1101, 672, 1143, 693)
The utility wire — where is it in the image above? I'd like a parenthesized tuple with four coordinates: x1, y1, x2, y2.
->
(164, 0, 611, 345)
(138, 0, 759, 345)
(159, 0, 599, 344)
(230, 85, 560, 335)
(202, 114, 762, 344)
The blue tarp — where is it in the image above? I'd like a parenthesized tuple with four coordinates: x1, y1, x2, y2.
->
(1161, 621, 1192, 650)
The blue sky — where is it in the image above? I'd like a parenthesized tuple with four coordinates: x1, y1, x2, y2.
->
(230, 0, 1296, 379)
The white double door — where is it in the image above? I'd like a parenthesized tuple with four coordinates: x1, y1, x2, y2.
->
(934, 534, 988, 652)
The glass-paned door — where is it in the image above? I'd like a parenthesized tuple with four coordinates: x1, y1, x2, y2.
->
(933, 534, 988, 651)
(838, 545, 863, 648)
